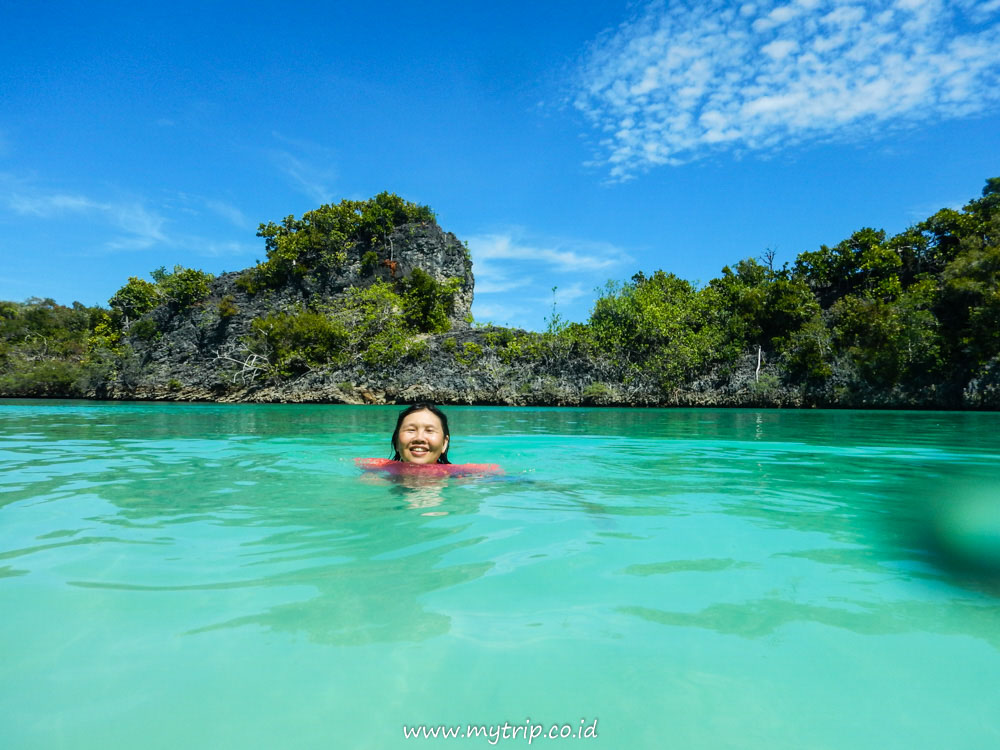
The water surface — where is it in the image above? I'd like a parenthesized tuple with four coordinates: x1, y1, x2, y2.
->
(2, 401, 999, 749)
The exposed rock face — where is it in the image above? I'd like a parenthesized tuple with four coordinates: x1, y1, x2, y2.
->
(106, 221, 473, 398)
(379, 223, 474, 322)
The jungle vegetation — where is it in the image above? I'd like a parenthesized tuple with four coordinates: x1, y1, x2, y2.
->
(2, 181, 998, 406)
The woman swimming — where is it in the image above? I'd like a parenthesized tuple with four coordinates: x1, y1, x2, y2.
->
(390, 403, 451, 464)
(355, 403, 499, 476)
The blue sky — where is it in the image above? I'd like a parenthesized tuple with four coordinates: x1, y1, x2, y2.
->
(2, 0, 999, 331)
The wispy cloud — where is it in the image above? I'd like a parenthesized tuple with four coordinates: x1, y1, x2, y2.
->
(472, 232, 626, 271)
(468, 230, 631, 294)
(548, 282, 590, 305)
(205, 199, 252, 229)
(472, 302, 533, 326)
(7, 192, 167, 250)
(269, 132, 337, 204)
(170, 191, 254, 231)
(3, 182, 256, 260)
(467, 230, 632, 329)
(574, 0, 1000, 179)
(176, 238, 256, 258)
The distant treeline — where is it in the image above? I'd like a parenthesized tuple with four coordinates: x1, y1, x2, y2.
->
(2, 179, 998, 407)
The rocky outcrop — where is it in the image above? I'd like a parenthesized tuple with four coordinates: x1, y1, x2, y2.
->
(78, 214, 996, 410)
(107, 221, 474, 398)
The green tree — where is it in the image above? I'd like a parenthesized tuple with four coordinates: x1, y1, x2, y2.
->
(795, 228, 901, 306)
(0, 297, 106, 397)
(708, 258, 819, 355)
(109, 277, 161, 320)
(342, 280, 420, 365)
(245, 193, 435, 293)
(151, 265, 213, 308)
(830, 281, 942, 389)
(400, 269, 460, 333)
(588, 271, 725, 390)
(249, 309, 349, 377)
(938, 217, 1000, 375)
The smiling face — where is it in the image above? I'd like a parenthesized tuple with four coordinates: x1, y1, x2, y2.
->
(394, 409, 449, 464)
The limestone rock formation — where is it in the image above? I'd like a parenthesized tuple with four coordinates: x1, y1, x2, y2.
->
(109, 220, 474, 399)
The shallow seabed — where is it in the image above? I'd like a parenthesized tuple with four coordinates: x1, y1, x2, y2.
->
(1, 401, 999, 749)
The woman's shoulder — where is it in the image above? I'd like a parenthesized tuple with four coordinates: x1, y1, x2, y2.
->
(355, 458, 502, 476)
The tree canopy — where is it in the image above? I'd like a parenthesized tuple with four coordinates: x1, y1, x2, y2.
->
(3, 180, 999, 407)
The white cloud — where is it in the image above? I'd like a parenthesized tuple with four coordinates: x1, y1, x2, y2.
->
(467, 231, 631, 296)
(471, 302, 533, 327)
(466, 230, 633, 330)
(205, 199, 251, 229)
(548, 282, 590, 306)
(7, 192, 167, 250)
(171, 237, 256, 258)
(8, 193, 99, 215)
(3, 183, 254, 260)
(575, 0, 1000, 179)
(761, 38, 800, 59)
(471, 232, 626, 271)
(269, 132, 337, 205)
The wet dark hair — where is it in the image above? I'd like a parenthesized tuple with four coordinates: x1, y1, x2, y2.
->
(390, 403, 451, 464)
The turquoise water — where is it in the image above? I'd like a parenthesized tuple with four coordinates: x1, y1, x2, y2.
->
(2, 401, 999, 749)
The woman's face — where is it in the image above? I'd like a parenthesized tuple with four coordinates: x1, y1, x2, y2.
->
(395, 409, 449, 464)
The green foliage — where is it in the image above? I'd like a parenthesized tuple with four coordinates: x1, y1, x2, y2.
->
(482, 329, 514, 349)
(587, 271, 726, 390)
(0, 358, 87, 396)
(129, 317, 160, 342)
(749, 373, 782, 399)
(361, 251, 378, 275)
(780, 314, 834, 382)
(154, 265, 214, 309)
(167, 378, 182, 391)
(109, 277, 161, 319)
(496, 332, 545, 365)
(545, 286, 566, 335)
(771, 177, 1000, 396)
(87, 313, 123, 355)
(217, 295, 239, 319)
(109, 266, 212, 327)
(582, 382, 615, 404)
(4, 178, 1000, 407)
(709, 258, 819, 356)
(241, 276, 439, 380)
(938, 220, 1000, 373)
(794, 228, 903, 306)
(455, 342, 482, 366)
(401, 269, 460, 333)
(0, 298, 106, 396)
(342, 281, 417, 366)
(243, 193, 435, 294)
(249, 309, 349, 377)
(234, 267, 266, 295)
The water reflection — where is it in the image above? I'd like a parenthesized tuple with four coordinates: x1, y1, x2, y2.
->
(618, 596, 1000, 650)
(360, 472, 452, 514)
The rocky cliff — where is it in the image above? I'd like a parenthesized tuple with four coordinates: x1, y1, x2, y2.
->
(103, 219, 479, 402)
